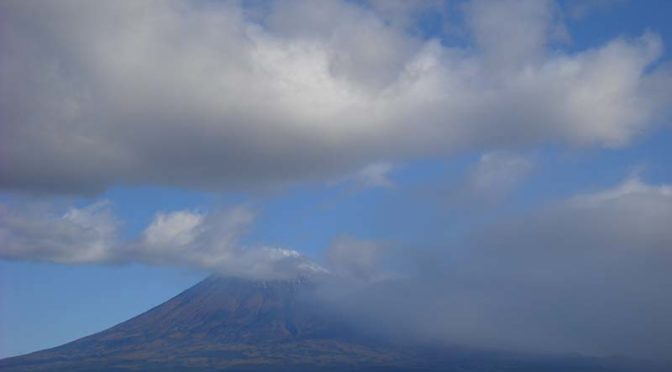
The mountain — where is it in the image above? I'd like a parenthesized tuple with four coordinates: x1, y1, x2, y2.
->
(0, 276, 667, 371)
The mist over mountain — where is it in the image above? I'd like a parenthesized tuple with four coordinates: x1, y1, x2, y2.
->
(1, 275, 668, 371)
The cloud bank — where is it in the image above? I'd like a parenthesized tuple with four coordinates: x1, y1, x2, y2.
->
(328, 177, 672, 360)
(1, 0, 669, 194)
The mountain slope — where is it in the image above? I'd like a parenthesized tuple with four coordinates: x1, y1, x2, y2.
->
(0, 276, 415, 371)
(0, 276, 667, 371)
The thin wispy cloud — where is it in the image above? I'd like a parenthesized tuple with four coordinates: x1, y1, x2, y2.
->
(468, 151, 534, 200)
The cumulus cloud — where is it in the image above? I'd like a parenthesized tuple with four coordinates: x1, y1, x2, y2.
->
(0, 0, 669, 194)
(0, 202, 324, 279)
(0, 201, 120, 264)
(328, 177, 672, 360)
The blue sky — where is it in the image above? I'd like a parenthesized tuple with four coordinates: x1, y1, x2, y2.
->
(1, 0, 672, 360)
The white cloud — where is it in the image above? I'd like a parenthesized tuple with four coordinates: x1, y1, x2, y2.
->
(0, 202, 324, 279)
(0, 201, 119, 264)
(0, 0, 668, 194)
(143, 211, 204, 248)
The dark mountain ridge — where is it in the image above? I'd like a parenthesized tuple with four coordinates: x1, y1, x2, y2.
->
(1, 275, 667, 371)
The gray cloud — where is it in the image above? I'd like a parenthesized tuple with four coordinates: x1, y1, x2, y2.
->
(465, 0, 558, 69)
(0, 201, 120, 264)
(0, 0, 669, 194)
(466, 151, 534, 201)
(0, 202, 325, 279)
(326, 178, 672, 360)
(326, 235, 388, 280)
